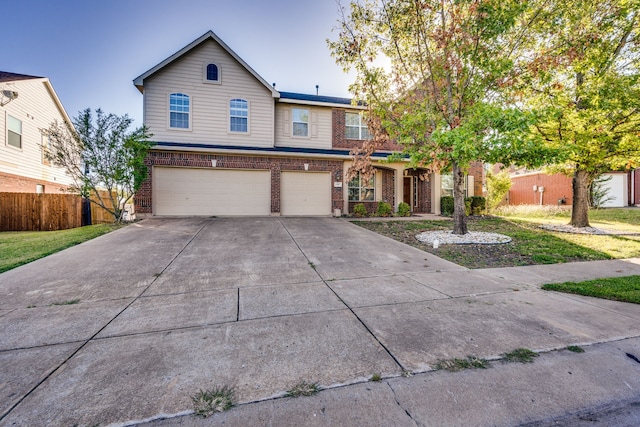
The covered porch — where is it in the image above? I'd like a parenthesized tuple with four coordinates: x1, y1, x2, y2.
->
(342, 161, 443, 215)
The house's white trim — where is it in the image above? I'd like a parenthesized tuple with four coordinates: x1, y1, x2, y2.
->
(134, 30, 279, 98)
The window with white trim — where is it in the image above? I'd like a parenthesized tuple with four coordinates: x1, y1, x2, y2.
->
(7, 114, 22, 149)
(348, 172, 375, 201)
(441, 173, 453, 197)
(292, 108, 309, 137)
(345, 112, 371, 140)
(229, 98, 248, 133)
(169, 93, 190, 129)
(205, 63, 220, 83)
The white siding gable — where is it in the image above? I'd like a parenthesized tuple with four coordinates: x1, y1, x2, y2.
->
(0, 79, 73, 189)
(143, 40, 275, 148)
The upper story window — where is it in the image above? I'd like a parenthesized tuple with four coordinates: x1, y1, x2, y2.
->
(169, 93, 190, 129)
(345, 112, 371, 140)
(7, 114, 22, 149)
(348, 172, 375, 201)
(229, 98, 248, 133)
(292, 108, 309, 137)
(205, 63, 220, 83)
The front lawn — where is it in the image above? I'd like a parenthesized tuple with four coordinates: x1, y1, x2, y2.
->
(354, 216, 640, 269)
(543, 276, 640, 304)
(0, 224, 121, 273)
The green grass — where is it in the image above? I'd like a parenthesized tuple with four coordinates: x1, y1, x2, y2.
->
(354, 207, 640, 269)
(435, 356, 490, 371)
(502, 348, 539, 363)
(285, 381, 320, 397)
(496, 206, 640, 233)
(354, 217, 640, 268)
(191, 385, 235, 417)
(542, 276, 640, 304)
(0, 224, 121, 273)
(51, 299, 81, 306)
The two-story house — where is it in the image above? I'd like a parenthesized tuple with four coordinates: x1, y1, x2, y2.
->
(133, 31, 480, 217)
(0, 72, 74, 193)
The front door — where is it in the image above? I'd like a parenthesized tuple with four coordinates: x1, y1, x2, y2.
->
(403, 177, 412, 206)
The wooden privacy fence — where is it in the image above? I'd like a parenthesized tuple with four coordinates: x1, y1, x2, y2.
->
(90, 190, 117, 224)
(0, 193, 82, 231)
(0, 191, 118, 231)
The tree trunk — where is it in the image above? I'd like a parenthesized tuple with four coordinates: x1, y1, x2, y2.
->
(452, 163, 468, 235)
(570, 169, 591, 227)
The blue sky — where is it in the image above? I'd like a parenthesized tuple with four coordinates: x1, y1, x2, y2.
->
(4, 0, 355, 126)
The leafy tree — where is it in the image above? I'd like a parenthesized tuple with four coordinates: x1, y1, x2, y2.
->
(486, 170, 512, 212)
(42, 108, 152, 223)
(519, 0, 640, 227)
(328, 0, 555, 234)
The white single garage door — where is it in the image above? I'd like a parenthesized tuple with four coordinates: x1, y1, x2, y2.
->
(153, 167, 271, 216)
(281, 171, 331, 216)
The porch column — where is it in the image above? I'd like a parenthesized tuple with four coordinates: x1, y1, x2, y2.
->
(432, 172, 441, 214)
(394, 167, 404, 211)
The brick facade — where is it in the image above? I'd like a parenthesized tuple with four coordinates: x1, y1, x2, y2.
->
(135, 151, 343, 214)
(331, 109, 403, 152)
(468, 161, 484, 197)
(0, 171, 70, 194)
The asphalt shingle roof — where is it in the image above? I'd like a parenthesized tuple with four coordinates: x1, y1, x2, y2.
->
(0, 71, 43, 83)
(278, 91, 354, 105)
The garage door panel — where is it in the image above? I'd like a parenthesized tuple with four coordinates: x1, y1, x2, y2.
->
(154, 167, 270, 216)
(281, 171, 331, 216)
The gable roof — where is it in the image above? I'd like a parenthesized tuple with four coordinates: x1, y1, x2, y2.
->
(0, 71, 43, 83)
(133, 30, 279, 98)
(0, 71, 72, 123)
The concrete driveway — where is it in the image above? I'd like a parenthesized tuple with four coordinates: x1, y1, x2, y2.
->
(1, 217, 640, 426)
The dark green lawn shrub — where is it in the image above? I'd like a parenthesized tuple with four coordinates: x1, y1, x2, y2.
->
(397, 202, 411, 217)
(353, 203, 368, 217)
(376, 202, 393, 217)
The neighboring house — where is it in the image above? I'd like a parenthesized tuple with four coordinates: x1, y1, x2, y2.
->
(506, 168, 640, 207)
(0, 71, 74, 193)
(133, 31, 482, 217)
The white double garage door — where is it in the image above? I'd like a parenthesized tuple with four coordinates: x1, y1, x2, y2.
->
(153, 167, 331, 216)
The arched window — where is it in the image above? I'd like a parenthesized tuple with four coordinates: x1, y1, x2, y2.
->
(169, 93, 190, 129)
(205, 63, 220, 82)
(229, 98, 248, 133)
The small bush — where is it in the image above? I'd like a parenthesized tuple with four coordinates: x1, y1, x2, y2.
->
(376, 201, 393, 217)
(467, 196, 486, 215)
(486, 171, 512, 212)
(440, 196, 454, 216)
(353, 203, 368, 217)
(464, 199, 472, 216)
(397, 202, 411, 217)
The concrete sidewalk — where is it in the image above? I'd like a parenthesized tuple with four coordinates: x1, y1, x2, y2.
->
(1, 217, 639, 426)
